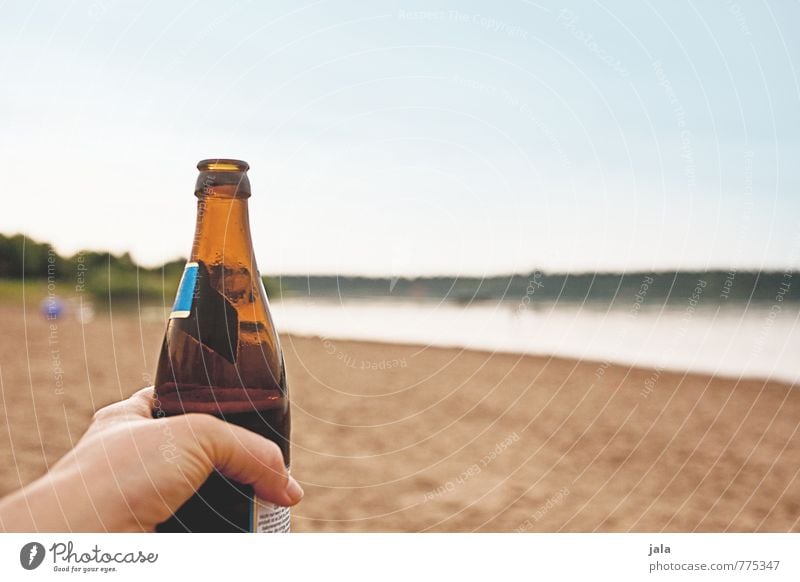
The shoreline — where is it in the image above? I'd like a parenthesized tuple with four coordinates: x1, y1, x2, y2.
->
(284, 331, 798, 389)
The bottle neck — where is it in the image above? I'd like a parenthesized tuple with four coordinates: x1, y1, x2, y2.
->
(190, 196, 256, 268)
(189, 166, 256, 268)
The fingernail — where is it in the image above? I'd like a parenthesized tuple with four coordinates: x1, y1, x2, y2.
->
(286, 476, 304, 502)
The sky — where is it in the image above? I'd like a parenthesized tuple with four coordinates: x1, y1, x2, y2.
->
(1, 0, 799, 276)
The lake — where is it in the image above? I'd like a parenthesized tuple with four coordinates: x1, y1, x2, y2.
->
(271, 299, 800, 384)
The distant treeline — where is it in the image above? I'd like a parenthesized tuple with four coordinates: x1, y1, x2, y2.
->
(274, 270, 797, 306)
(1, 233, 795, 305)
(0, 233, 187, 302)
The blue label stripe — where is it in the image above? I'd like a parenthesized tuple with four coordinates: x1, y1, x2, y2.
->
(169, 262, 199, 319)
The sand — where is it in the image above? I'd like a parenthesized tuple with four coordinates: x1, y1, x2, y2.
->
(0, 303, 798, 532)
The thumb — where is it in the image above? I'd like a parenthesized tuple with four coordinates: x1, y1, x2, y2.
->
(183, 414, 303, 507)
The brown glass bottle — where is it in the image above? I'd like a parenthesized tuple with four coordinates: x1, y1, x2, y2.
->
(153, 159, 291, 533)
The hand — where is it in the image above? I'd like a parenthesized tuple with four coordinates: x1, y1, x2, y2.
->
(0, 387, 303, 532)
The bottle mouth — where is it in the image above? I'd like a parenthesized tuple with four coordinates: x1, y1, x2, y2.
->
(197, 159, 249, 172)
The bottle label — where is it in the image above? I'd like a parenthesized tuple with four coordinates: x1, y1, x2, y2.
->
(170, 262, 199, 319)
(251, 498, 291, 533)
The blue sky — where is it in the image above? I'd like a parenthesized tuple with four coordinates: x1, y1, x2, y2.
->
(1, 0, 798, 275)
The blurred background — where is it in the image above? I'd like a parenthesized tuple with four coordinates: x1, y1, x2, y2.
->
(0, 0, 798, 532)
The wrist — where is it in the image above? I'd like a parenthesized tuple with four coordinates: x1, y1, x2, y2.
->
(0, 476, 65, 531)
(0, 469, 122, 532)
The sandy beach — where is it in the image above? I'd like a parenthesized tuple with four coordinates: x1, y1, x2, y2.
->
(0, 303, 797, 532)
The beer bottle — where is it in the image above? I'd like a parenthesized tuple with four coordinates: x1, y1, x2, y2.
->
(153, 159, 291, 533)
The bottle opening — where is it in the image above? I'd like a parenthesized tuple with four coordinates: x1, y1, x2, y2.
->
(197, 159, 250, 172)
(195, 158, 252, 198)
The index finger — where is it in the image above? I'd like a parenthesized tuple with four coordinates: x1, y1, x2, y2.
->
(92, 386, 155, 427)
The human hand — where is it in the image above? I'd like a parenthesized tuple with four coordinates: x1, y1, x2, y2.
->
(0, 387, 302, 532)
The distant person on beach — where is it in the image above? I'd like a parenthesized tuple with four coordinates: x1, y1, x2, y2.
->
(0, 387, 303, 532)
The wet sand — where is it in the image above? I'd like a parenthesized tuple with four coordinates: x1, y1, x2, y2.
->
(0, 304, 797, 531)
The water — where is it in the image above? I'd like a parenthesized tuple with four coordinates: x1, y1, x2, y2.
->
(271, 299, 800, 384)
